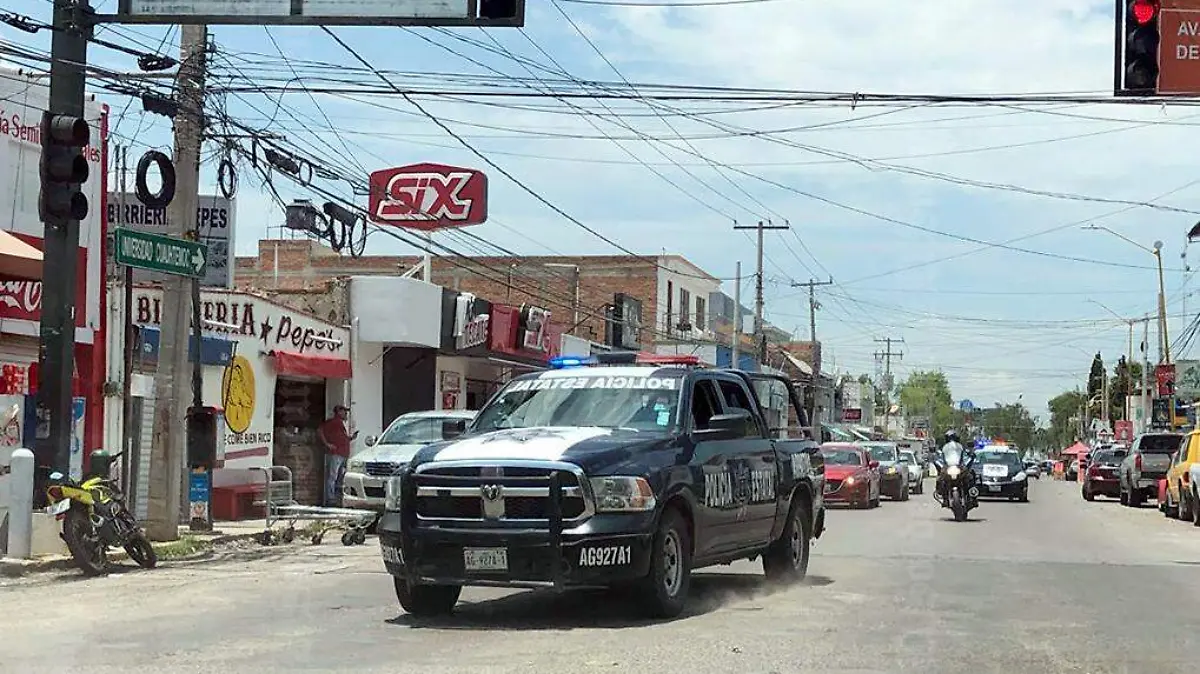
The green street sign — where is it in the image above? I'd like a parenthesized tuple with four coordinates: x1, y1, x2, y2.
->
(113, 228, 208, 278)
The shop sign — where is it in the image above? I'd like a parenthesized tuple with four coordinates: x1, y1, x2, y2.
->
(218, 352, 274, 454)
(519, 305, 551, 352)
(107, 192, 234, 288)
(0, 73, 106, 342)
(133, 288, 349, 356)
(1156, 363, 1177, 397)
(455, 294, 490, 350)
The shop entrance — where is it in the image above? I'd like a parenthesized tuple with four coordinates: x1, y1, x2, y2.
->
(273, 376, 327, 505)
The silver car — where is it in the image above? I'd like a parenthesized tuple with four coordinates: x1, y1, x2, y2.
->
(343, 409, 477, 510)
(899, 449, 925, 494)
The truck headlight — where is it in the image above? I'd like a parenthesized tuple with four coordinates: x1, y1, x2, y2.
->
(589, 476, 656, 512)
(347, 459, 366, 475)
(384, 477, 403, 510)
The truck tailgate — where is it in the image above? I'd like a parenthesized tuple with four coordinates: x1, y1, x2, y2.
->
(1139, 452, 1174, 478)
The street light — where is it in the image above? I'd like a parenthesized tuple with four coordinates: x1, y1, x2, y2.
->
(1082, 225, 1170, 364)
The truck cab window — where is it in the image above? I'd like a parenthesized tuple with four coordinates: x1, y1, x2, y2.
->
(691, 379, 720, 430)
(717, 380, 762, 437)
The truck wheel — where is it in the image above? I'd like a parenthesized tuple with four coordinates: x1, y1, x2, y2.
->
(763, 499, 811, 583)
(637, 507, 692, 619)
(393, 578, 461, 617)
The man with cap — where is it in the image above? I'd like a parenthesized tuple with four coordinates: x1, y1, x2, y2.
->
(318, 404, 357, 506)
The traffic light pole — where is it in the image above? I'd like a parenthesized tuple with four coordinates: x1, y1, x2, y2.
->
(37, 0, 92, 477)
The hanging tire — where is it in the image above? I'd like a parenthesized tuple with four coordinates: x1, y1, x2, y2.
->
(62, 506, 107, 576)
(124, 533, 158, 569)
(394, 577, 461, 617)
(637, 507, 692, 619)
(763, 498, 811, 583)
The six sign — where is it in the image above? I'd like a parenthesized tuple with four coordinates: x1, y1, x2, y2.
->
(367, 163, 489, 231)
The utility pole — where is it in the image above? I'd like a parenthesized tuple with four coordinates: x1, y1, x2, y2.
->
(790, 277, 833, 424)
(36, 0, 92, 478)
(146, 24, 206, 542)
(731, 261, 741, 369)
(874, 337, 904, 438)
(733, 221, 788, 364)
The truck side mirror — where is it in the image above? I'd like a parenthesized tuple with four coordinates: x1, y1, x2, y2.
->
(442, 418, 468, 440)
(694, 411, 750, 441)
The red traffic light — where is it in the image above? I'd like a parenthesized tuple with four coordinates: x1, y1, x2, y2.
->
(1133, 0, 1159, 25)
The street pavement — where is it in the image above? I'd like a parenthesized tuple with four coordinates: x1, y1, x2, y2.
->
(5, 478, 1200, 673)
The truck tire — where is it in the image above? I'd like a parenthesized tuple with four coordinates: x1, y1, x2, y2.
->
(763, 498, 811, 583)
(394, 578, 461, 617)
(637, 507, 692, 619)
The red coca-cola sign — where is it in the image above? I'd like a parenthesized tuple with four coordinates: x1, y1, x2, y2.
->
(0, 233, 87, 327)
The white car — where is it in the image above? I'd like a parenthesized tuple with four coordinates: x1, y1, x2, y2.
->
(899, 449, 925, 494)
(343, 409, 477, 510)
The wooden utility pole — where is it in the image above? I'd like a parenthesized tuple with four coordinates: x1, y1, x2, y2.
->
(790, 277, 833, 423)
(874, 337, 904, 438)
(731, 261, 741, 368)
(732, 221, 788, 363)
(146, 24, 206, 541)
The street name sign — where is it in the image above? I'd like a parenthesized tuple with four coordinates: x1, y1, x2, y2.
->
(114, 227, 208, 278)
(1158, 0, 1200, 94)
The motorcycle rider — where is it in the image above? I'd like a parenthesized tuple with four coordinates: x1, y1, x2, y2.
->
(935, 429, 968, 506)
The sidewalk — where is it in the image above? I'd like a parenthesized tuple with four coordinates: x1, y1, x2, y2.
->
(0, 518, 277, 577)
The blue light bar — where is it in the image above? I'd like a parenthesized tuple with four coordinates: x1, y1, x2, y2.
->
(549, 355, 597, 369)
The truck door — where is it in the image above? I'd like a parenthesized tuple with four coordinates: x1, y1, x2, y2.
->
(744, 372, 823, 539)
(713, 375, 778, 548)
(686, 374, 746, 557)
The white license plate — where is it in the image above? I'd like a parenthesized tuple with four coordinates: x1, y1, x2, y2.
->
(987, 485, 1001, 492)
(463, 547, 508, 571)
(380, 544, 403, 565)
(45, 500, 70, 516)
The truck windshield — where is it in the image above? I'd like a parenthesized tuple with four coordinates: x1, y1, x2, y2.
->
(472, 373, 683, 433)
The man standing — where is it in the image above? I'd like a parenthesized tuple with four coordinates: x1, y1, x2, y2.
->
(319, 405, 357, 506)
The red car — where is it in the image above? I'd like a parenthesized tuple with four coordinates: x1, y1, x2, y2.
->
(821, 442, 881, 509)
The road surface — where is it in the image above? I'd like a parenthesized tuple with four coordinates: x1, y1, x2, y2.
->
(4, 479, 1200, 673)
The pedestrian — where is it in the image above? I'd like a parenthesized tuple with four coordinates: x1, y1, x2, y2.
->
(318, 404, 357, 507)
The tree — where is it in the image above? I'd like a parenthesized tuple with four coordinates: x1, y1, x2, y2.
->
(979, 403, 1036, 451)
(897, 370, 955, 438)
(1048, 390, 1087, 450)
(1110, 357, 1131, 422)
(1087, 352, 1105, 417)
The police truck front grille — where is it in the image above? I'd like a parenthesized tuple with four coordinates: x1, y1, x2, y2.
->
(412, 463, 591, 525)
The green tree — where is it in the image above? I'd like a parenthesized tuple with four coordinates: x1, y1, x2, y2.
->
(1110, 357, 1131, 422)
(1048, 390, 1087, 450)
(979, 403, 1036, 452)
(897, 370, 955, 438)
(1087, 352, 1105, 417)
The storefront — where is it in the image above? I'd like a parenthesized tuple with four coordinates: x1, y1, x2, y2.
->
(124, 287, 350, 506)
(438, 289, 565, 411)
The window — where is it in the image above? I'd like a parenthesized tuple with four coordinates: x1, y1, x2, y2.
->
(378, 417, 446, 445)
(695, 296, 706, 331)
(691, 379, 721, 430)
(666, 280, 674, 333)
(473, 376, 682, 433)
(679, 288, 691, 329)
(717, 379, 762, 437)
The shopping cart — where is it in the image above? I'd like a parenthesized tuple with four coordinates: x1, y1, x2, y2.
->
(254, 466, 378, 546)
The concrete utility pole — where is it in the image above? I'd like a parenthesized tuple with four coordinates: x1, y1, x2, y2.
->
(790, 277, 833, 424)
(874, 337, 904, 438)
(731, 260, 741, 368)
(146, 25, 206, 542)
(37, 0, 91, 477)
(733, 221, 788, 364)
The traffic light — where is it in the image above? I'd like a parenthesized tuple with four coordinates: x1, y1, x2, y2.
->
(1120, 0, 1161, 95)
(38, 112, 90, 222)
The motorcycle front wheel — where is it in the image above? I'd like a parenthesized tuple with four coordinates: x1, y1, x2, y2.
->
(62, 506, 107, 576)
(950, 490, 968, 522)
(124, 533, 158, 569)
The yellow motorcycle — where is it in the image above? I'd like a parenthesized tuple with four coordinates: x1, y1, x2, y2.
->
(44, 450, 157, 575)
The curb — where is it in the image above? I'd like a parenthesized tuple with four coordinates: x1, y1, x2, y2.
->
(0, 531, 262, 577)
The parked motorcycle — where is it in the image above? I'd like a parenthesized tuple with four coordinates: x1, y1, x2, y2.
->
(44, 449, 157, 575)
(933, 443, 980, 522)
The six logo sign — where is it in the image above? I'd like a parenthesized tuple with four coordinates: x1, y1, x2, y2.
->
(519, 305, 551, 353)
(368, 163, 489, 231)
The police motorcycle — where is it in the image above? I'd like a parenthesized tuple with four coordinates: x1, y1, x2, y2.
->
(932, 431, 980, 522)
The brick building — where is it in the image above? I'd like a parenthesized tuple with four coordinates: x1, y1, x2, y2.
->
(234, 239, 724, 351)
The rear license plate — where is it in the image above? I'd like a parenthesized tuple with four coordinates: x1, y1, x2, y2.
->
(463, 547, 508, 571)
(381, 544, 403, 565)
(987, 485, 1001, 492)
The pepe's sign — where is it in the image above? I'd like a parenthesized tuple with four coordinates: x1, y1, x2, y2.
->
(133, 289, 348, 356)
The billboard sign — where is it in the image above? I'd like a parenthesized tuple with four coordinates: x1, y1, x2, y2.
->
(367, 163, 488, 231)
(107, 193, 233, 287)
(111, 0, 526, 26)
(0, 70, 106, 343)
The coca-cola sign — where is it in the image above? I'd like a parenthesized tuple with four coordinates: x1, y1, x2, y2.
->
(0, 241, 88, 328)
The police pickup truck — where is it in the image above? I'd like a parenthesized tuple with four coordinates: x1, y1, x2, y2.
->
(377, 351, 826, 619)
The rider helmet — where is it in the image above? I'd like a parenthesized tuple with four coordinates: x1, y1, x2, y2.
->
(944, 429, 960, 444)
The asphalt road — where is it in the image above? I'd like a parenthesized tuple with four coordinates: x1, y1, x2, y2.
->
(5, 478, 1200, 673)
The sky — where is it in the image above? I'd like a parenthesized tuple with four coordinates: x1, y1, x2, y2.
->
(3, 0, 1199, 424)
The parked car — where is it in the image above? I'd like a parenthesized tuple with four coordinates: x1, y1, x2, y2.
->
(1164, 431, 1200, 519)
(342, 409, 478, 510)
(1081, 446, 1126, 501)
(1066, 459, 1080, 482)
(1119, 432, 1186, 507)
(899, 449, 925, 494)
(821, 442, 880, 508)
(860, 441, 910, 500)
(1023, 460, 1041, 480)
